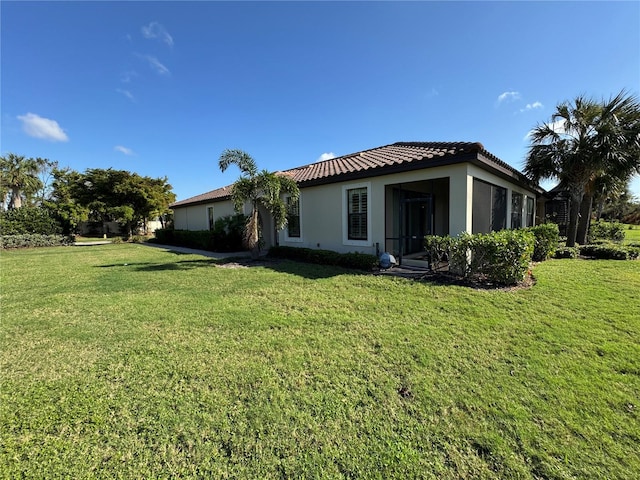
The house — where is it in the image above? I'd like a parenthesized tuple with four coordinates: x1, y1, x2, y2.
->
(542, 183, 570, 236)
(170, 142, 543, 264)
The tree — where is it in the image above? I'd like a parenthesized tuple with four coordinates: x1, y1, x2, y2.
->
(65, 168, 175, 237)
(43, 167, 89, 234)
(218, 149, 299, 258)
(0, 154, 47, 210)
(524, 91, 640, 246)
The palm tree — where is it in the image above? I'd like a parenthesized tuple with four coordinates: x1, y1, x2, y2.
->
(0, 154, 46, 210)
(524, 91, 640, 246)
(218, 149, 299, 258)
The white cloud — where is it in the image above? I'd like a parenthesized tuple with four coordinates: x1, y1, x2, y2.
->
(120, 70, 138, 83)
(520, 101, 543, 112)
(523, 119, 567, 141)
(139, 54, 170, 75)
(117, 89, 135, 101)
(141, 22, 173, 47)
(317, 152, 336, 162)
(114, 145, 135, 156)
(17, 113, 69, 142)
(497, 91, 521, 103)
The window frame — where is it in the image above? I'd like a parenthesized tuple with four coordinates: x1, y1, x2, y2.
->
(342, 182, 372, 247)
(207, 206, 215, 231)
(525, 196, 535, 227)
(284, 194, 303, 242)
(511, 192, 523, 229)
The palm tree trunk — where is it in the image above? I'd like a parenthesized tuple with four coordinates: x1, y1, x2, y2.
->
(8, 187, 22, 209)
(244, 207, 260, 259)
(576, 193, 593, 245)
(595, 196, 606, 221)
(565, 189, 583, 247)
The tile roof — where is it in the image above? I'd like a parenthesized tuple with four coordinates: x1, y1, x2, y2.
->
(287, 142, 484, 184)
(171, 141, 538, 208)
(170, 185, 233, 208)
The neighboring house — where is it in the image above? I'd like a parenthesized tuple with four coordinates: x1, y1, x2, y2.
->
(170, 142, 543, 264)
(77, 218, 164, 237)
(542, 183, 570, 236)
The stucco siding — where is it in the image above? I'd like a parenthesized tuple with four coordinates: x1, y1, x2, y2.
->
(173, 200, 236, 231)
(278, 163, 472, 254)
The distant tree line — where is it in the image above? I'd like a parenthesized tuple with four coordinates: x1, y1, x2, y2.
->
(1, 153, 176, 236)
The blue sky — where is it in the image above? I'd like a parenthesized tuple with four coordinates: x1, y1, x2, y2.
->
(2, 1, 639, 201)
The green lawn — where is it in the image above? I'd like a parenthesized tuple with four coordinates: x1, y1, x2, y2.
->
(1, 245, 639, 479)
(624, 224, 640, 243)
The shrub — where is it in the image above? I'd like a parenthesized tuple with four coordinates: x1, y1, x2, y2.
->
(268, 246, 378, 271)
(469, 230, 535, 285)
(588, 221, 625, 243)
(211, 214, 246, 252)
(579, 244, 630, 260)
(554, 247, 579, 259)
(424, 230, 535, 285)
(152, 229, 215, 250)
(526, 223, 559, 261)
(0, 207, 62, 235)
(0, 234, 73, 249)
(424, 235, 454, 270)
(153, 215, 247, 253)
(129, 235, 147, 244)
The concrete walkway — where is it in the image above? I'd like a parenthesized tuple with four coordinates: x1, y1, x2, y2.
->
(73, 241, 112, 246)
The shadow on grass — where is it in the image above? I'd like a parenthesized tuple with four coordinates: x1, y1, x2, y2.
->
(96, 257, 364, 279)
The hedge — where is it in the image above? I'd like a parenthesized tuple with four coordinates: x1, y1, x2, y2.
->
(554, 247, 579, 259)
(0, 207, 62, 235)
(425, 229, 535, 285)
(579, 244, 640, 260)
(268, 246, 378, 271)
(1, 234, 73, 249)
(588, 221, 625, 243)
(525, 223, 559, 261)
(152, 215, 246, 253)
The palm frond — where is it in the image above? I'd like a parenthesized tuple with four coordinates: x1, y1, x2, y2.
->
(218, 149, 258, 177)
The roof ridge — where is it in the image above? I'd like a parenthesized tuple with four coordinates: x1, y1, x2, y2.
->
(172, 141, 541, 207)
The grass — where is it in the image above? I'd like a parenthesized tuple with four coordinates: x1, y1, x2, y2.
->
(1, 244, 639, 479)
(624, 224, 640, 243)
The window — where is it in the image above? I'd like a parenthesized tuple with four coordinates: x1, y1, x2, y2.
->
(472, 179, 507, 233)
(286, 196, 301, 239)
(348, 187, 368, 240)
(511, 192, 523, 229)
(207, 207, 214, 231)
(525, 196, 535, 227)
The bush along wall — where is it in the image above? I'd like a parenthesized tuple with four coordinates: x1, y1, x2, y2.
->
(268, 246, 378, 271)
(525, 223, 559, 261)
(153, 215, 247, 252)
(425, 230, 535, 286)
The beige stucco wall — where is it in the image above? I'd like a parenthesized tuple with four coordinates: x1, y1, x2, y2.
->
(173, 200, 236, 231)
(277, 163, 474, 254)
(174, 162, 538, 254)
(276, 162, 538, 255)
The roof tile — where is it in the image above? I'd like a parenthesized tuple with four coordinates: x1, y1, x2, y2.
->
(171, 141, 537, 207)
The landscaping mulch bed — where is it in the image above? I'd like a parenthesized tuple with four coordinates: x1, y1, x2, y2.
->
(375, 264, 535, 291)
